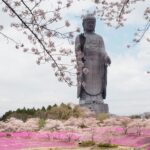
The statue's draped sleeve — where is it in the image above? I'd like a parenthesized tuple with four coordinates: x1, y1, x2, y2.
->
(75, 35, 83, 98)
(75, 35, 81, 75)
(99, 36, 108, 60)
(99, 36, 108, 99)
(75, 35, 80, 55)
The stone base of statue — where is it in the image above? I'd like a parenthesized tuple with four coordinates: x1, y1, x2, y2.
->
(79, 100, 109, 114)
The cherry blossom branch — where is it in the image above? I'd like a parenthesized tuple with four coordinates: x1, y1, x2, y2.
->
(31, 0, 42, 11)
(21, 0, 37, 23)
(118, 0, 130, 18)
(24, 22, 71, 39)
(95, 0, 149, 45)
(2, 0, 70, 84)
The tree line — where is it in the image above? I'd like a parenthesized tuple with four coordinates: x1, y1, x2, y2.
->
(0, 103, 81, 122)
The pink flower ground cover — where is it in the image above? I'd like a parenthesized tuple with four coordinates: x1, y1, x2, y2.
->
(0, 127, 150, 150)
(80, 127, 150, 149)
(0, 131, 79, 150)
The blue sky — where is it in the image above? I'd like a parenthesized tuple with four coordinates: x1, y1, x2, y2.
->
(0, 0, 149, 116)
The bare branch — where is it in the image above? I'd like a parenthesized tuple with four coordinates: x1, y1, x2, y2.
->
(0, 31, 19, 44)
(138, 21, 150, 42)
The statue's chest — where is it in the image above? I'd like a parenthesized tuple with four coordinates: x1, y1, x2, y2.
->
(85, 35, 99, 49)
(84, 36, 100, 60)
(84, 35, 100, 59)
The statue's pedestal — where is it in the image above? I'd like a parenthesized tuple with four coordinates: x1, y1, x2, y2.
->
(80, 100, 109, 114)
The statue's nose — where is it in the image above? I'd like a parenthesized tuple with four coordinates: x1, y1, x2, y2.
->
(89, 24, 94, 27)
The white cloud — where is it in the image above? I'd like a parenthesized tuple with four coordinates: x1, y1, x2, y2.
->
(107, 46, 150, 115)
(137, 32, 150, 67)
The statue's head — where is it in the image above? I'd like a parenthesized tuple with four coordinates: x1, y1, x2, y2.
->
(82, 15, 96, 33)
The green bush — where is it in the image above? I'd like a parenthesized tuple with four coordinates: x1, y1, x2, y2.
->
(38, 118, 46, 129)
(130, 115, 141, 119)
(49, 105, 72, 120)
(78, 141, 95, 147)
(73, 106, 81, 118)
(97, 143, 118, 148)
(96, 113, 109, 122)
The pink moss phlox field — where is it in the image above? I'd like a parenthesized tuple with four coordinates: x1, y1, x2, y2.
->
(0, 131, 79, 150)
(79, 127, 150, 149)
(0, 127, 150, 150)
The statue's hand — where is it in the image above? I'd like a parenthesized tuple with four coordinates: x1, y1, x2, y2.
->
(104, 56, 111, 66)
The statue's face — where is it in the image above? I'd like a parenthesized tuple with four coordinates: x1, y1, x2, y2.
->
(83, 19, 96, 32)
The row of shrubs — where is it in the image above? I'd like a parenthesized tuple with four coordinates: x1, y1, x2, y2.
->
(0, 103, 81, 122)
(130, 112, 150, 119)
(79, 140, 118, 148)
